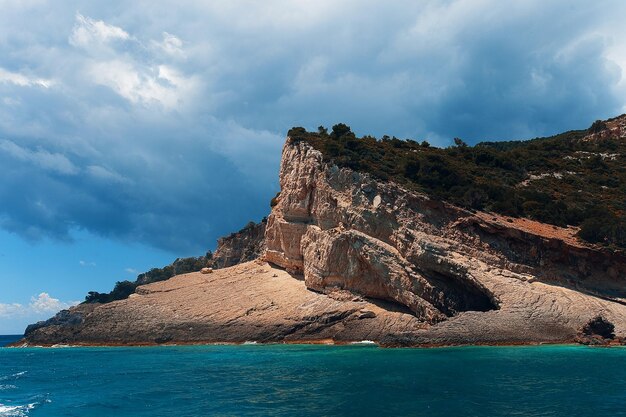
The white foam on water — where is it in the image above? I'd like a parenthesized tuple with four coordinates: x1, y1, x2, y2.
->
(350, 340, 377, 345)
(0, 402, 35, 417)
(0, 405, 20, 413)
(0, 384, 17, 390)
(0, 372, 26, 382)
(243, 341, 258, 345)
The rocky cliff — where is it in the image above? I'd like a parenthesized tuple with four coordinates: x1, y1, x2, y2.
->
(212, 219, 267, 268)
(14, 133, 626, 347)
(265, 137, 626, 344)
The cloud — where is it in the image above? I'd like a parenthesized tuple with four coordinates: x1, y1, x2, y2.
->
(125, 267, 138, 274)
(0, 302, 23, 317)
(69, 13, 130, 50)
(0, 0, 624, 255)
(0, 293, 78, 318)
(152, 32, 186, 58)
(30, 292, 77, 313)
(0, 140, 78, 175)
(0, 9, 281, 251)
(68, 13, 203, 110)
(79, 260, 96, 267)
(86, 165, 128, 183)
(0, 67, 53, 89)
(88, 61, 200, 109)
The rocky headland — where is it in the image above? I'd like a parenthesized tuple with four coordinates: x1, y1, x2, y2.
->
(14, 117, 626, 347)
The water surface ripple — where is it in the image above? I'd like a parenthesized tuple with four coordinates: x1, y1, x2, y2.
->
(1, 343, 626, 416)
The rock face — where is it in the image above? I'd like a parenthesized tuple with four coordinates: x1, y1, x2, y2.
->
(17, 261, 424, 346)
(15, 136, 626, 347)
(212, 219, 267, 268)
(264, 138, 626, 344)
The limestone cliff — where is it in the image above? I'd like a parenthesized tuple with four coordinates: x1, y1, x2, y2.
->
(264, 137, 626, 344)
(14, 135, 626, 347)
(212, 219, 267, 268)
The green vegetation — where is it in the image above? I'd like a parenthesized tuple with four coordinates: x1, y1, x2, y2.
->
(85, 280, 138, 304)
(84, 252, 213, 303)
(289, 119, 626, 249)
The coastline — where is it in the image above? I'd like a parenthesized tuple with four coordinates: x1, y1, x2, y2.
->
(9, 338, 623, 349)
(16, 261, 626, 349)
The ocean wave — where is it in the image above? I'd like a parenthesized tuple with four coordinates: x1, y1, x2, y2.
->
(0, 403, 35, 417)
(349, 340, 377, 345)
(0, 396, 49, 417)
(0, 372, 26, 382)
(0, 385, 17, 391)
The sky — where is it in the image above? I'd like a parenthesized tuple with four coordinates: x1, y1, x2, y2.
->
(1, 0, 626, 334)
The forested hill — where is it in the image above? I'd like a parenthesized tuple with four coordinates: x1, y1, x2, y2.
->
(288, 115, 626, 249)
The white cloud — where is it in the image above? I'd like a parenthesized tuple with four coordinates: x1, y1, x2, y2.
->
(0, 67, 53, 88)
(153, 32, 185, 58)
(0, 302, 24, 317)
(88, 61, 200, 109)
(66, 13, 200, 110)
(125, 267, 138, 274)
(30, 292, 77, 313)
(0, 293, 78, 318)
(69, 13, 130, 49)
(79, 260, 96, 267)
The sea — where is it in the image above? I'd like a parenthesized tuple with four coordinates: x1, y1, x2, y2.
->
(1, 335, 626, 416)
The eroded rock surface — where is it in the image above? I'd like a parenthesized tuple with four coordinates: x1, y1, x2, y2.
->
(17, 262, 424, 346)
(263, 138, 626, 344)
(212, 219, 267, 268)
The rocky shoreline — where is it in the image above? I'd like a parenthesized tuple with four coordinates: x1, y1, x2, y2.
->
(12, 258, 625, 348)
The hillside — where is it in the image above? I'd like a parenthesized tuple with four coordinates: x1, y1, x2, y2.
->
(289, 115, 626, 249)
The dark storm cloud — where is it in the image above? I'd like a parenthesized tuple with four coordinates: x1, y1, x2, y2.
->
(0, 0, 624, 252)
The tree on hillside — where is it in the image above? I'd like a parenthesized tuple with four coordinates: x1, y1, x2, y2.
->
(331, 123, 354, 139)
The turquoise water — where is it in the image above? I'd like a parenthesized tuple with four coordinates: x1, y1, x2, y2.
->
(1, 342, 626, 416)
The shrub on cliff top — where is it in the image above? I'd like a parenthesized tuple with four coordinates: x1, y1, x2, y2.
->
(288, 120, 626, 250)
